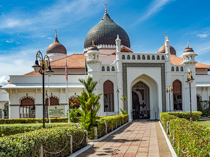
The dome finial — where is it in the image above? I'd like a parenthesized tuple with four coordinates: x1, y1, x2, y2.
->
(92, 40, 94, 46)
(187, 42, 189, 48)
(55, 29, 59, 42)
(164, 32, 168, 41)
(104, 3, 108, 14)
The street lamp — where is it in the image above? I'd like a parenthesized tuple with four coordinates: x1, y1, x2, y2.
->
(186, 70, 194, 122)
(32, 50, 54, 128)
(166, 85, 173, 112)
(116, 87, 119, 115)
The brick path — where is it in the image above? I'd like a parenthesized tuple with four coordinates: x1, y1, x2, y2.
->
(78, 121, 171, 157)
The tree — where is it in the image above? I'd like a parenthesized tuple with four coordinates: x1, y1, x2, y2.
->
(76, 77, 101, 131)
(121, 95, 126, 110)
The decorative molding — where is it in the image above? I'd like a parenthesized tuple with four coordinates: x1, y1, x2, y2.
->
(122, 63, 166, 112)
(19, 96, 35, 104)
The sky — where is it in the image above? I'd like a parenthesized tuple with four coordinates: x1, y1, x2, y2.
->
(0, 0, 210, 86)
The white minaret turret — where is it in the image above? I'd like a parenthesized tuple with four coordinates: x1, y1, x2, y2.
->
(165, 33, 170, 54)
(116, 34, 121, 60)
(181, 43, 197, 112)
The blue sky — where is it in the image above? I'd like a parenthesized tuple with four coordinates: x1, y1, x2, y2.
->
(0, 0, 210, 85)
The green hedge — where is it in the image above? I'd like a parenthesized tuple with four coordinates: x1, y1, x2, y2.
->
(168, 111, 202, 121)
(160, 112, 210, 156)
(0, 126, 87, 157)
(87, 114, 129, 139)
(0, 117, 68, 124)
(0, 123, 76, 137)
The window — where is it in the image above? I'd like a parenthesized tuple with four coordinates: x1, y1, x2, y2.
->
(107, 66, 110, 71)
(103, 80, 114, 112)
(147, 55, 150, 60)
(20, 97, 35, 118)
(173, 80, 182, 110)
(127, 55, 130, 60)
(157, 56, 160, 60)
(137, 55, 140, 60)
(176, 67, 179, 71)
(132, 55, 135, 60)
(171, 67, 174, 71)
(152, 55, 155, 60)
(112, 66, 115, 71)
(162, 56, 165, 60)
(102, 66, 105, 71)
(181, 67, 183, 71)
(122, 55, 125, 60)
(142, 55, 145, 60)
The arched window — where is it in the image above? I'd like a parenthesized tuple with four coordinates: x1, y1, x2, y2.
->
(152, 55, 155, 60)
(157, 55, 160, 60)
(102, 66, 105, 71)
(162, 56, 165, 60)
(122, 55, 125, 60)
(142, 55, 145, 60)
(112, 66, 115, 71)
(173, 80, 182, 110)
(132, 55, 135, 60)
(127, 55, 130, 60)
(69, 96, 80, 109)
(171, 67, 174, 71)
(181, 67, 183, 72)
(137, 55, 140, 60)
(176, 67, 179, 71)
(147, 55, 150, 60)
(103, 80, 114, 112)
(20, 97, 35, 118)
(107, 66, 110, 71)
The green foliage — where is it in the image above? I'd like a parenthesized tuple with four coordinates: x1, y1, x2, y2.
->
(120, 95, 126, 110)
(0, 123, 76, 137)
(68, 103, 79, 123)
(76, 77, 101, 131)
(168, 111, 202, 121)
(120, 108, 127, 115)
(197, 101, 210, 117)
(0, 117, 68, 124)
(0, 126, 87, 157)
(160, 112, 210, 156)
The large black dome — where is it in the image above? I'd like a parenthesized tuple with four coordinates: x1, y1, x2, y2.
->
(84, 13, 130, 48)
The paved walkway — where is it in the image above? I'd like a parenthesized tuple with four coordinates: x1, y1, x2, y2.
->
(78, 121, 172, 157)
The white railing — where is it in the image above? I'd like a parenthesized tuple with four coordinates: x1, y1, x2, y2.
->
(121, 53, 166, 62)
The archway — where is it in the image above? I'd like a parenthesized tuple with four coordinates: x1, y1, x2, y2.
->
(173, 80, 182, 110)
(103, 80, 114, 112)
(20, 97, 35, 118)
(132, 81, 150, 119)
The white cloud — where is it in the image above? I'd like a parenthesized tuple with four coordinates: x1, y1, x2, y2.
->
(136, 0, 172, 24)
(0, 76, 8, 86)
(197, 33, 208, 38)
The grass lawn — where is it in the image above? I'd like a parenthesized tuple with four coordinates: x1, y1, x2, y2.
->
(194, 121, 210, 129)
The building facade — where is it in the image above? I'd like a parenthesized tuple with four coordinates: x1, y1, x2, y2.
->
(1, 8, 210, 121)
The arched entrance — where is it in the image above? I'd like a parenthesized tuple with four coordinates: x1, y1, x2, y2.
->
(132, 81, 150, 119)
(20, 97, 35, 118)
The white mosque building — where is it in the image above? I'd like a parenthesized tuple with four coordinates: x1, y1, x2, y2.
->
(1, 7, 210, 121)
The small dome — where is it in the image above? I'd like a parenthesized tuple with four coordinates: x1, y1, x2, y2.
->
(157, 44, 176, 55)
(184, 43, 194, 53)
(88, 40, 99, 51)
(84, 8, 130, 48)
(47, 31, 67, 55)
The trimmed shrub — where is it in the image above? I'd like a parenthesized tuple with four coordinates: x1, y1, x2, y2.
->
(168, 111, 202, 121)
(0, 117, 68, 124)
(0, 126, 87, 157)
(0, 123, 76, 137)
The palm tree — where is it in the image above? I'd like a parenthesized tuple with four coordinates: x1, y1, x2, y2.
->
(121, 95, 126, 110)
(76, 77, 101, 130)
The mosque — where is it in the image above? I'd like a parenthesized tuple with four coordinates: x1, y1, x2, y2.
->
(1, 6, 210, 121)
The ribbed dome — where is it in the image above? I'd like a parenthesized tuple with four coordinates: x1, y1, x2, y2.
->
(184, 43, 194, 53)
(84, 12, 130, 48)
(157, 44, 176, 55)
(47, 33, 67, 55)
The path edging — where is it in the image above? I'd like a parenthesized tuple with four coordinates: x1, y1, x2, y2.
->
(68, 143, 94, 157)
(89, 121, 132, 142)
(159, 121, 177, 157)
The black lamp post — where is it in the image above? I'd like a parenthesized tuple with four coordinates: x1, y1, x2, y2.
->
(32, 50, 54, 128)
(186, 70, 194, 122)
(166, 85, 173, 112)
(116, 87, 119, 115)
